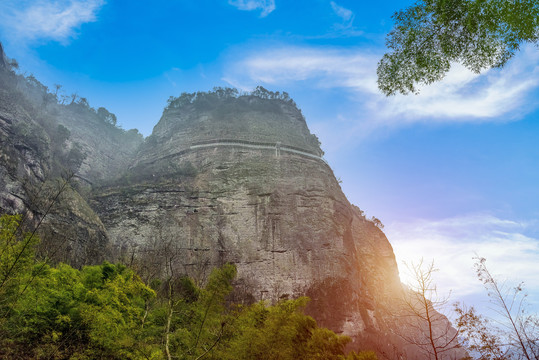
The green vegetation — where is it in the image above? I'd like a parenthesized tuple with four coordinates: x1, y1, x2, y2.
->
(97, 107, 118, 126)
(0, 214, 377, 359)
(165, 86, 296, 112)
(378, 0, 539, 95)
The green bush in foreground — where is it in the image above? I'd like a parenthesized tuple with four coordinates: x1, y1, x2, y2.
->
(0, 214, 377, 359)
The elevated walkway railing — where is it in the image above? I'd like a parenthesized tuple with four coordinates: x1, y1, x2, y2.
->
(189, 139, 328, 165)
(142, 138, 329, 166)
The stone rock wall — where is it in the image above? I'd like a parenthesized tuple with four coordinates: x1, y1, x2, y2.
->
(91, 98, 412, 357)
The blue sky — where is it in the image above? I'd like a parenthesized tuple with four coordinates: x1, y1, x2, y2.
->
(1, 0, 538, 314)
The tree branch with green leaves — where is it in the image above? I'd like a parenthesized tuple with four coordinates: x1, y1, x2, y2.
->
(378, 0, 539, 95)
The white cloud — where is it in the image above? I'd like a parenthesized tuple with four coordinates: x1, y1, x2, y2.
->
(223, 45, 539, 124)
(228, 0, 275, 17)
(0, 0, 105, 43)
(381, 52, 539, 121)
(330, 1, 353, 23)
(224, 47, 378, 91)
(384, 214, 539, 304)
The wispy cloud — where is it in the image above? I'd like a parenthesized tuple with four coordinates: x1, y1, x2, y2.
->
(381, 51, 539, 121)
(330, 1, 354, 26)
(385, 214, 539, 303)
(223, 47, 378, 91)
(228, 0, 275, 17)
(0, 0, 105, 44)
(223, 45, 539, 124)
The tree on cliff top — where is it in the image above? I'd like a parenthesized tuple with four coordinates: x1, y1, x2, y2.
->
(377, 0, 539, 95)
(165, 86, 296, 111)
(97, 106, 118, 126)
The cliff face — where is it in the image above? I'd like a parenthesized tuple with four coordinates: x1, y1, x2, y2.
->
(90, 95, 407, 355)
(0, 53, 463, 358)
(0, 43, 9, 70)
(0, 56, 143, 265)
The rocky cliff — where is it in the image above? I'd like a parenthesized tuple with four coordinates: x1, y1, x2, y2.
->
(90, 93, 409, 356)
(0, 50, 463, 359)
(0, 46, 143, 266)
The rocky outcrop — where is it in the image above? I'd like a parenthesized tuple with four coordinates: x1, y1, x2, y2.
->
(0, 43, 9, 70)
(90, 95, 441, 358)
(0, 59, 142, 264)
(0, 56, 463, 358)
(53, 106, 143, 184)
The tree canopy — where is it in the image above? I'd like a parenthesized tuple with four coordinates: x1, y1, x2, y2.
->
(165, 86, 295, 111)
(377, 0, 539, 95)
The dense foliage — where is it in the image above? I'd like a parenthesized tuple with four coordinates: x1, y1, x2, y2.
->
(378, 0, 539, 95)
(0, 214, 377, 360)
(165, 86, 296, 111)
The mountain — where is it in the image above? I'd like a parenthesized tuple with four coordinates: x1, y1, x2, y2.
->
(0, 45, 464, 359)
(91, 90, 403, 347)
(0, 43, 143, 266)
